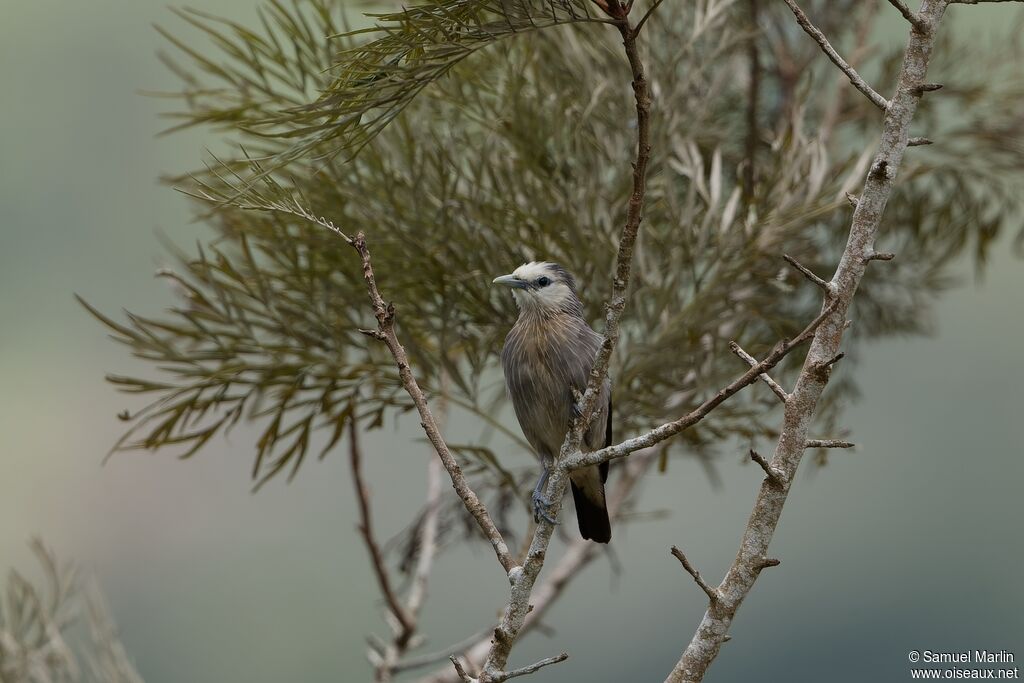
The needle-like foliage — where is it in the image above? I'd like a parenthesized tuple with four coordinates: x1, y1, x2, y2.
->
(84, 0, 1024, 508)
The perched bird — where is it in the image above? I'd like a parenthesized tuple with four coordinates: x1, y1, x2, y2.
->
(492, 262, 612, 543)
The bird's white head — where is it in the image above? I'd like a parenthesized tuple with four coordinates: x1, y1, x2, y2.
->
(492, 262, 583, 317)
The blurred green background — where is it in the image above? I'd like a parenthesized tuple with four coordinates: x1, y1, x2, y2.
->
(1, 2, 1022, 682)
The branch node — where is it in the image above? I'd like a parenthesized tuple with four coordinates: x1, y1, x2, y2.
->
(907, 136, 933, 147)
(846, 192, 859, 208)
(729, 343, 790, 403)
(869, 159, 892, 181)
(671, 546, 722, 604)
(811, 352, 844, 380)
(749, 449, 785, 485)
(358, 328, 386, 340)
(782, 254, 831, 292)
(887, 0, 927, 31)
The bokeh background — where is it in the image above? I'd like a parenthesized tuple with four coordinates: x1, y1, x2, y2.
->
(1, 2, 1022, 682)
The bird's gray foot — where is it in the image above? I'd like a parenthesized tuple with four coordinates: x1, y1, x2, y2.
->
(532, 489, 558, 525)
(532, 467, 558, 525)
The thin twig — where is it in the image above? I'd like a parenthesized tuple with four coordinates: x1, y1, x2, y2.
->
(887, 0, 927, 30)
(493, 653, 569, 682)
(670, 547, 720, 603)
(749, 449, 784, 484)
(781, 0, 890, 111)
(908, 136, 933, 146)
(782, 254, 831, 292)
(729, 342, 789, 403)
(350, 419, 414, 638)
(805, 439, 855, 449)
(352, 233, 516, 576)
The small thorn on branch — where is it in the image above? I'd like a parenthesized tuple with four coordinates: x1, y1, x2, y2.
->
(757, 557, 782, 570)
(730, 343, 789, 403)
(913, 83, 943, 95)
(865, 250, 896, 262)
(722, 634, 733, 643)
(671, 546, 721, 603)
(782, 254, 831, 292)
(806, 439, 855, 449)
(846, 192, 859, 208)
(750, 449, 785, 485)
(811, 352, 844, 380)
(908, 136, 933, 147)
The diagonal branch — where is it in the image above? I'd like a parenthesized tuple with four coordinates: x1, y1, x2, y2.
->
(670, 547, 721, 603)
(887, 0, 927, 30)
(566, 301, 837, 471)
(729, 342, 789, 403)
(352, 233, 517, 576)
(781, 0, 890, 111)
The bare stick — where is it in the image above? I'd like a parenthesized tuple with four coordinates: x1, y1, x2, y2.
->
(352, 233, 516, 576)
(781, 0, 890, 111)
(806, 439, 855, 449)
(670, 547, 720, 603)
(664, 2, 952, 680)
(887, 0, 927, 30)
(729, 342, 789, 403)
(749, 449, 784, 484)
(782, 253, 831, 292)
(493, 653, 569, 682)
(350, 420, 414, 639)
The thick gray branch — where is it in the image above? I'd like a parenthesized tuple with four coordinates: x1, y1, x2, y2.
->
(663, 2, 951, 680)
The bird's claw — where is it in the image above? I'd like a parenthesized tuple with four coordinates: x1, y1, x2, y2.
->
(532, 490, 558, 525)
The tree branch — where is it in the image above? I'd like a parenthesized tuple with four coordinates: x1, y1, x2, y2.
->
(349, 419, 415, 642)
(415, 452, 659, 683)
(781, 0, 890, 111)
(670, 547, 721, 603)
(664, 2, 952, 680)
(748, 449, 784, 484)
(729, 342, 789, 403)
(806, 439, 855, 449)
(566, 301, 837, 471)
(351, 233, 516, 576)
(887, 0, 927, 30)
(782, 253, 832, 293)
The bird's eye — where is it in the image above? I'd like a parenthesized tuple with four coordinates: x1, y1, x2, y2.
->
(537, 276, 551, 288)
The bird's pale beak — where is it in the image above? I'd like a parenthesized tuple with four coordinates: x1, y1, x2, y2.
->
(492, 274, 529, 289)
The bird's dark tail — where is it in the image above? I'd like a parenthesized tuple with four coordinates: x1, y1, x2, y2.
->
(570, 479, 611, 544)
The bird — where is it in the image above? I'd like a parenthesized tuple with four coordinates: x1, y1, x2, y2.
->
(492, 261, 612, 543)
